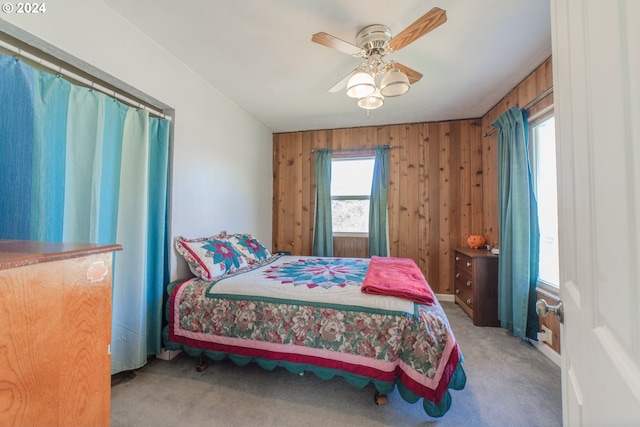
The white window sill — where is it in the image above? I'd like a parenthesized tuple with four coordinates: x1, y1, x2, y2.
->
(536, 281, 559, 297)
(332, 232, 368, 238)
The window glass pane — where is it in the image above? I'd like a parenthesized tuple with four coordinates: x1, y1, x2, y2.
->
(332, 199, 369, 233)
(331, 157, 374, 233)
(331, 158, 374, 196)
(533, 116, 560, 287)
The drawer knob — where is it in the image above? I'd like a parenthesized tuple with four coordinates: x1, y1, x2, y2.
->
(455, 256, 460, 261)
(455, 288, 460, 294)
(466, 262, 472, 267)
(466, 280, 472, 287)
(455, 273, 460, 278)
(466, 298, 472, 305)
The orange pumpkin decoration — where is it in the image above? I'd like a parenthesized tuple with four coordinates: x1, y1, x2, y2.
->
(467, 235, 486, 249)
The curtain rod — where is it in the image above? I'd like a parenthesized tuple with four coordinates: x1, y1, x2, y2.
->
(310, 145, 402, 153)
(483, 85, 554, 138)
(0, 39, 170, 121)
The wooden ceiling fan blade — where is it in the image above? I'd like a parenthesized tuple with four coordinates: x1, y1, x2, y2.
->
(387, 7, 447, 52)
(394, 63, 423, 84)
(312, 32, 361, 56)
(328, 68, 358, 93)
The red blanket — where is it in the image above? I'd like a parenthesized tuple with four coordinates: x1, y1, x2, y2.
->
(361, 256, 435, 305)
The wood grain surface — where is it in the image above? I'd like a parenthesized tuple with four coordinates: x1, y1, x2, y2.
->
(0, 248, 114, 427)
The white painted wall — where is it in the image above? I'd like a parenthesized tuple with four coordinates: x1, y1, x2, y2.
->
(1, 0, 273, 280)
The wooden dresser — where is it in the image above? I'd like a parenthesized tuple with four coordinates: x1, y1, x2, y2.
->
(0, 240, 121, 427)
(453, 247, 500, 326)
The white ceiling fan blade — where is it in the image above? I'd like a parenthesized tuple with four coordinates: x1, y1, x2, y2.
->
(328, 68, 358, 93)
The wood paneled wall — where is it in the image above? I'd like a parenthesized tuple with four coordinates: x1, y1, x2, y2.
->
(273, 120, 483, 294)
(272, 56, 553, 296)
(333, 236, 368, 258)
(481, 57, 554, 247)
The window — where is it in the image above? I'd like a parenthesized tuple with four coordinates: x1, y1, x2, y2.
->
(330, 157, 375, 234)
(530, 114, 560, 288)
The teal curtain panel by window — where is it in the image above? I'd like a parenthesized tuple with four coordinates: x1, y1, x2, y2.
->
(312, 148, 333, 257)
(368, 145, 389, 257)
(493, 106, 540, 340)
(0, 53, 171, 373)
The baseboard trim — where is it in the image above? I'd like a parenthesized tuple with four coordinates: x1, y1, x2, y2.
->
(532, 340, 561, 367)
(436, 293, 455, 302)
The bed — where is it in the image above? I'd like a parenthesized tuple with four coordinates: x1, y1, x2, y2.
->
(163, 232, 466, 417)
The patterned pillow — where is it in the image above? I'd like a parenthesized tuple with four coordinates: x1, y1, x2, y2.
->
(226, 233, 272, 267)
(175, 233, 248, 280)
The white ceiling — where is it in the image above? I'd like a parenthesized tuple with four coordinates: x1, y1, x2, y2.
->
(102, 0, 551, 133)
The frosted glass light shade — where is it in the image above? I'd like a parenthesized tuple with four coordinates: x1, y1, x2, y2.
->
(346, 71, 376, 98)
(380, 68, 410, 97)
(357, 88, 384, 110)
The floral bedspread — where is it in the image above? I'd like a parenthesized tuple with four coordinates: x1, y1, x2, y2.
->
(166, 256, 465, 417)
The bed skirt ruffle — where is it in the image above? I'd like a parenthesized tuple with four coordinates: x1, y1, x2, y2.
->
(162, 325, 466, 417)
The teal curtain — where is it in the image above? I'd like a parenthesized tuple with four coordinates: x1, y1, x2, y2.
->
(493, 106, 540, 340)
(312, 148, 333, 256)
(0, 54, 171, 373)
(368, 145, 390, 257)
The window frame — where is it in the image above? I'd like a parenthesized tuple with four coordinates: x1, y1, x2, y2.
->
(330, 154, 375, 237)
(528, 108, 560, 293)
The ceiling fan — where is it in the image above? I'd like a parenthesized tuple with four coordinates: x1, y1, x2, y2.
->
(311, 7, 447, 110)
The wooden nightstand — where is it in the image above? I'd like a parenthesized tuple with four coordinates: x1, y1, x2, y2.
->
(453, 247, 500, 326)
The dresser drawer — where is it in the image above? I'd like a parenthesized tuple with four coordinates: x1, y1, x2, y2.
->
(454, 270, 474, 291)
(454, 267, 474, 309)
(455, 282, 473, 307)
(454, 252, 473, 275)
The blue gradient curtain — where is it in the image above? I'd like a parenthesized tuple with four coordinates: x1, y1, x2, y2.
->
(493, 107, 540, 340)
(368, 145, 389, 257)
(0, 54, 170, 373)
(312, 148, 333, 256)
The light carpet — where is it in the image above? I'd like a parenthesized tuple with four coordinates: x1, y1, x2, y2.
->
(111, 301, 562, 426)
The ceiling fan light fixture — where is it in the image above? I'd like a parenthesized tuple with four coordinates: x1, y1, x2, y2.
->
(313, 7, 446, 110)
(380, 68, 411, 97)
(357, 88, 384, 110)
(346, 71, 376, 98)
